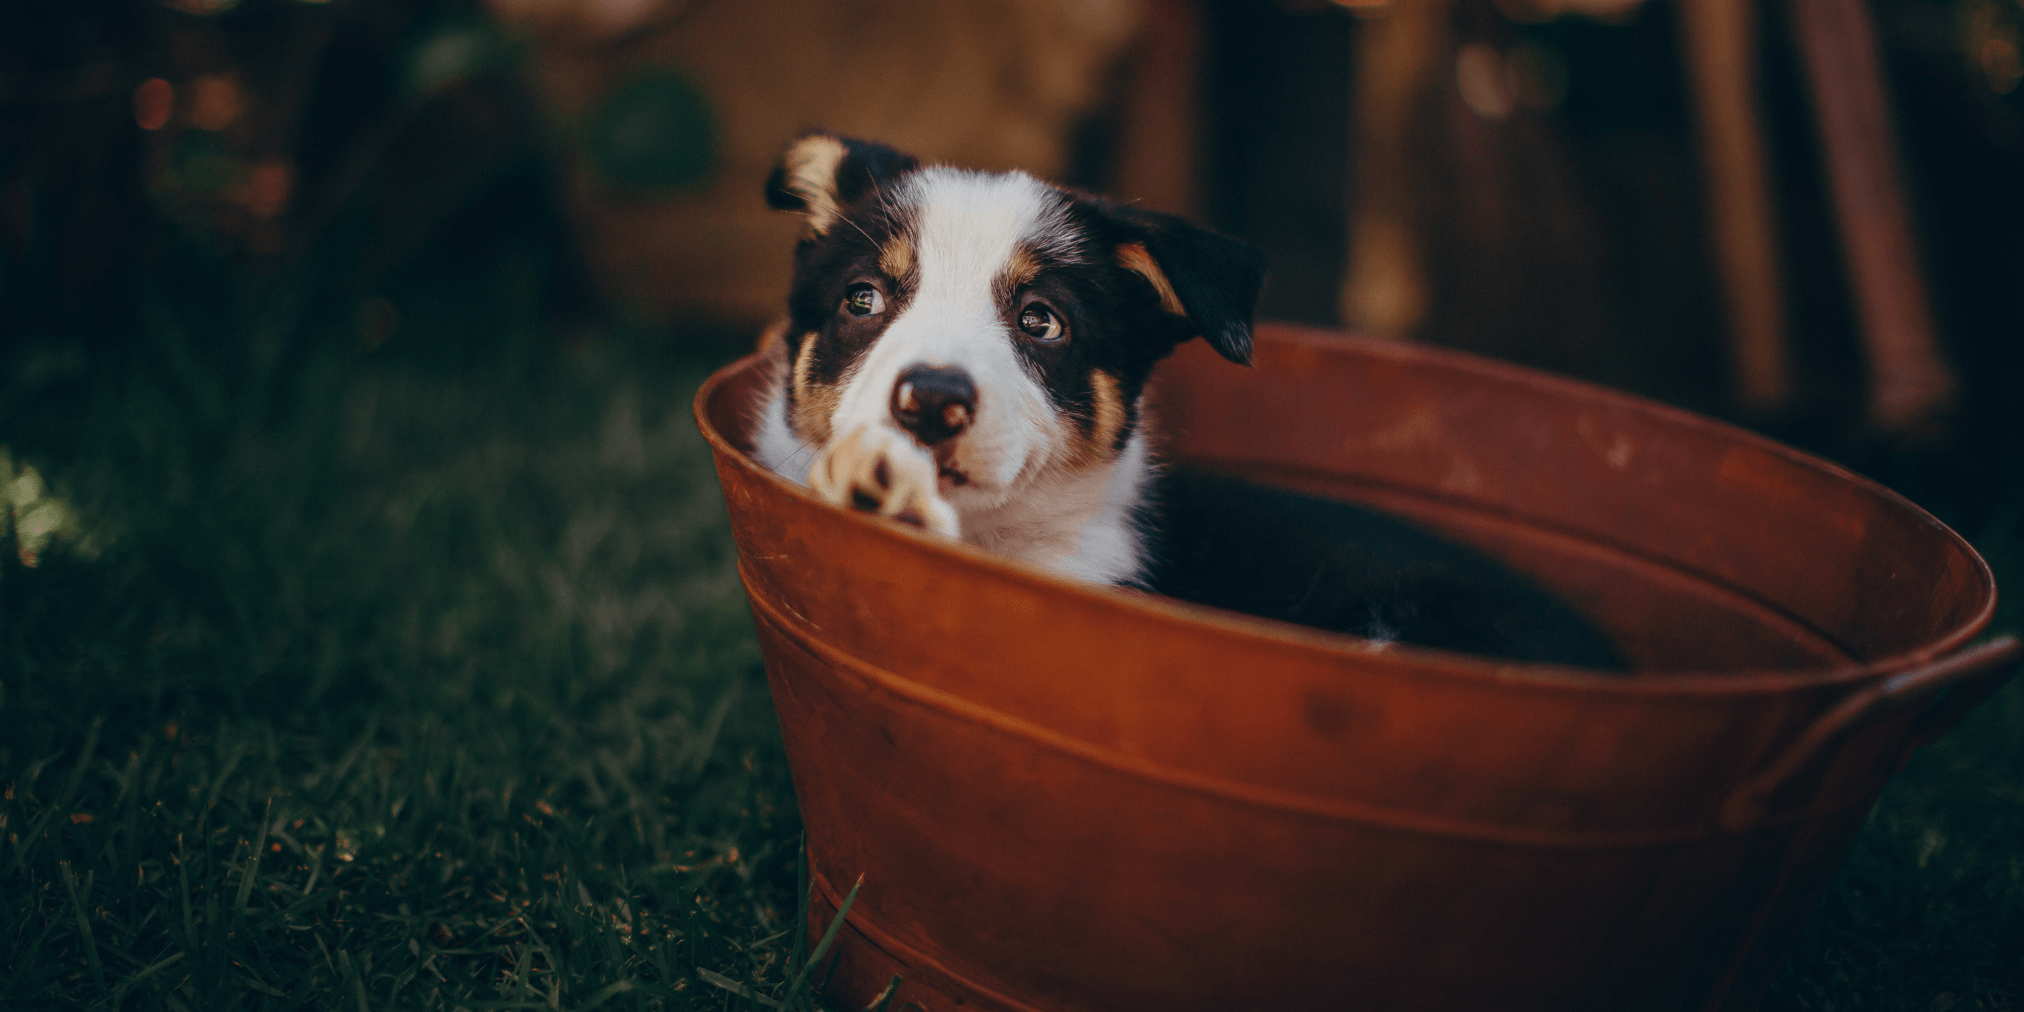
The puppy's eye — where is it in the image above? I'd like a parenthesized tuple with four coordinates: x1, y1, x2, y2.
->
(843, 284, 885, 317)
(1017, 303, 1064, 342)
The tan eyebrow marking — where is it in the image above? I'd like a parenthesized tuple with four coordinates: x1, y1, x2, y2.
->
(1004, 247, 1042, 289)
(880, 235, 913, 280)
(1117, 242, 1186, 317)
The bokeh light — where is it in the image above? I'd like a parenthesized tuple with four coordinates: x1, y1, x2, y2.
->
(586, 70, 717, 192)
(1457, 43, 1517, 119)
(406, 23, 504, 95)
(1983, 35, 2022, 94)
(2, 451, 83, 569)
(133, 78, 174, 131)
(236, 159, 294, 218)
(188, 73, 244, 132)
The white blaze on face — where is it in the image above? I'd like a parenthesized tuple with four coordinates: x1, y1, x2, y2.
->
(826, 168, 1076, 509)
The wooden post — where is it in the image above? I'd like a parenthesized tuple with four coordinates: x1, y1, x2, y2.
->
(1678, 0, 1793, 414)
(1788, 0, 1958, 434)
(1110, 0, 1204, 218)
(1340, 0, 1449, 339)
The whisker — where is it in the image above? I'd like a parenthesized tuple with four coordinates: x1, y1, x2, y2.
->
(783, 438, 818, 472)
(839, 210, 879, 249)
(788, 204, 882, 252)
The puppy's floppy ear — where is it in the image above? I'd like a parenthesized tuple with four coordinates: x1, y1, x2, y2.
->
(765, 131, 920, 236)
(1110, 206, 1267, 366)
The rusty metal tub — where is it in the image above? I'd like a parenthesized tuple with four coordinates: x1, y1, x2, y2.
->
(693, 322, 2018, 1012)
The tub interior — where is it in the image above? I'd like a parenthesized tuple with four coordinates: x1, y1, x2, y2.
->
(1156, 459, 1848, 673)
(1142, 465, 1631, 670)
(1148, 327, 1989, 675)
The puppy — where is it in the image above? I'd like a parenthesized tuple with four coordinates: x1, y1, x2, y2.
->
(751, 132, 1265, 586)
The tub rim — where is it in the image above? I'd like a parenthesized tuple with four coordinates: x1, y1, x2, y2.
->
(694, 322, 1998, 696)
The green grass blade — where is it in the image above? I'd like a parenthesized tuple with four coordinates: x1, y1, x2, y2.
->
(238, 972, 286, 997)
(780, 872, 862, 1010)
(105, 950, 187, 1010)
(572, 978, 686, 1011)
(234, 798, 273, 918)
(60, 860, 107, 989)
(792, 840, 810, 974)
(197, 741, 247, 829)
(316, 716, 380, 803)
(53, 722, 102, 810)
(696, 967, 784, 1009)
(176, 836, 195, 955)
(511, 942, 533, 1005)
(9, 808, 57, 874)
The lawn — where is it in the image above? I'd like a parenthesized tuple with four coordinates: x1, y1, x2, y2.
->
(0, 215, 834, 1008)
(3, 198, 2021, 1012)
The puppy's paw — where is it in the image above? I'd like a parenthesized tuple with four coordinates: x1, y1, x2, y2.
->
(808, 425, 959, 537)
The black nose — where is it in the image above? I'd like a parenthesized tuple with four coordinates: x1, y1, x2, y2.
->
(891, 365, 976, 445)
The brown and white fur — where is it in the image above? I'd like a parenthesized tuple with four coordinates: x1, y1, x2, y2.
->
(751, 132, 1265, 585)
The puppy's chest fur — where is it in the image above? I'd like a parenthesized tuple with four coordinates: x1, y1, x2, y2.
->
(751, 132, 1264, 585)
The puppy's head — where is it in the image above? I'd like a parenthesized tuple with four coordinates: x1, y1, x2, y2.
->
(767, 131, 1264, 513)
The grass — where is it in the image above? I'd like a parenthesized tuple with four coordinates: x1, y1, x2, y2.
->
(2, 211, 2020, 1012)
(0, 220, 839, 1008)
(1765, 676, 2024, 1010)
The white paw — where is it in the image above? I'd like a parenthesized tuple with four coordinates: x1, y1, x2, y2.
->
(807, 424, 959, 538)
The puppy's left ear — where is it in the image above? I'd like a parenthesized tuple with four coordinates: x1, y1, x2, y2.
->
(1111, 206, 1267, 366)
(765, 130, 920, 237)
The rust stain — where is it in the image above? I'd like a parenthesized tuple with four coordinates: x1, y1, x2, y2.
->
(1299, 689, 1372, 740)
(1575, 415, 1635, 471)
(1365, 408, 1443, 452)
(1441, 455, 1485, 495)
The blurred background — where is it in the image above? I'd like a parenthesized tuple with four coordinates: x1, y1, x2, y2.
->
(3, 0, 2023, 1008)
(6, 0, 2023, 525)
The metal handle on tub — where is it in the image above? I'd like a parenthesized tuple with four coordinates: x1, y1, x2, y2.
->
(1718, 636, 2021, 832)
